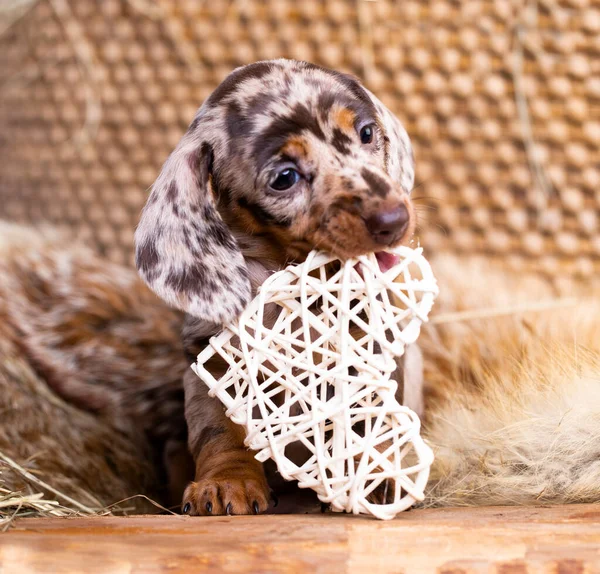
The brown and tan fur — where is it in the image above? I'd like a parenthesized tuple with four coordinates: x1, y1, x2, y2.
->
(0, 223, 190, 510)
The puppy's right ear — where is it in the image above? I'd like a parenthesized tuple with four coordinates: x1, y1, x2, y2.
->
(134, 114, 251, 325)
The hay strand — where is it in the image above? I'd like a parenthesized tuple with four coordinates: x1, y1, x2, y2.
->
(0, 450, 97, 514)
(430, 297, 578, 325)
(511, 2, 555, 205)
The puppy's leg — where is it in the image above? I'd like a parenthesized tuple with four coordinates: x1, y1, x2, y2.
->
(394, 343, 425, 418)
(181, 368, 270, 516)
(366, 343, 425, 505)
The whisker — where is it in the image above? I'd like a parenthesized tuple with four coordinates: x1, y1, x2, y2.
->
(411, 195, 441, 204)
(414, 217, 449, 236)
(411, 177, 435, 193)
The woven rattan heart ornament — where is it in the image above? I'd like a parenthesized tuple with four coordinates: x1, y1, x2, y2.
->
(192, 246, 438, 520)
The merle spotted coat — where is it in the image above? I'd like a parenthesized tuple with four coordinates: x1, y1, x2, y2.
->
(135, 60, 422, 516)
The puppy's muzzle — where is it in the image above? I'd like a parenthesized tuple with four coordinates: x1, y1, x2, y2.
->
(363, 205, 410, 246)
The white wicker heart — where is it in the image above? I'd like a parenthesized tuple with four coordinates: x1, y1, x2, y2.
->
(192, 246, 439, 520)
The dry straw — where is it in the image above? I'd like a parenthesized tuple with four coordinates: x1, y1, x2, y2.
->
(0, 450, 91, 530)
(0, 449, 173, 529)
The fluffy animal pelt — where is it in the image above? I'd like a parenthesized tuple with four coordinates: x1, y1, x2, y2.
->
(0, 222, 599, 510)
(420, 255, 600, 506)
(0, 222, 189, 512)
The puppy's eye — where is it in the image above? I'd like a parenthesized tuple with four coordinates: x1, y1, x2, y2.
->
(270, 168, 300, 191)
(360, 124, 375, 144)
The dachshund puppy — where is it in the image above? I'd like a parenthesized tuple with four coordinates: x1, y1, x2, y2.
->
(135, 59, 419, 516)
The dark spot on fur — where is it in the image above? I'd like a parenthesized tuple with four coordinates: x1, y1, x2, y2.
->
(165, 264, 217, 297)
(328, 194, 363, 216)
(361, 167, 391, 198)
(237, 197, 292, 228)
(290, 103, 326, 141)
(331, 128, 352, 155)
(193, 232, 215, 257)
(236, 265, 249, 281)
(192, 425, 226, 458)
(317, 91, 336, 121)
(182, 228, 197, 255)
(209, 221, 237, 250)
(136, 238, 160, 275)
(188, 116, 201, 132)
(206, 61, 276, 106)
(166, 181, 178, 203)
(247, 90, 276, 116)
(202, 204, 215, 222)
(255, 102, 326, 168)
(300, 62, 377, 118)
(225, 99, 253, 142)
(188, 142, 213, 189)
(201, 142, 214, 173)
(215, 270, 232, 287)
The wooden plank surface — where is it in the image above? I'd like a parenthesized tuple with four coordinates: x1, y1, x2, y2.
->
(1, 504, 600, 573)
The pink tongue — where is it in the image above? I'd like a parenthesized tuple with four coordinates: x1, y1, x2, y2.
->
(375, 251, 400, 273)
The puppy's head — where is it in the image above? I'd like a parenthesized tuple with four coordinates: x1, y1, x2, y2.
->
(135, 59, 415, 324)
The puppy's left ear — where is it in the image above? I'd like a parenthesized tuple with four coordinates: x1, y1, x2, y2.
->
(367, 90, 415, 194)
(134, 116, 251, 325)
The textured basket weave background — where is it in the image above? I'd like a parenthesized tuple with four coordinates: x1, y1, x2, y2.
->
(0, 0, 598, 278)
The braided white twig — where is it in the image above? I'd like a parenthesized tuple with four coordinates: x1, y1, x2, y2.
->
(193, 246, 438, 520)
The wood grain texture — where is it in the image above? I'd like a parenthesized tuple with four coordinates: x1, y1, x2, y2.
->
(2, 505, 600, 573)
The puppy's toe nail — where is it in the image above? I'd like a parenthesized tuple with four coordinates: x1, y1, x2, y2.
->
(226, 502, 233, 515)
(252, 500, 260, 515)
(205, 501, 213, 514)
(182, 502, 191, 515)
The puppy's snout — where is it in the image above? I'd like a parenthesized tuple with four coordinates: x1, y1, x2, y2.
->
(364, 205, 410, 245)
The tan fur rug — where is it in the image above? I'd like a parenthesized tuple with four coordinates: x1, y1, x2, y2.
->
(421, 255, 600, 506)
(0, 222, 598, 513)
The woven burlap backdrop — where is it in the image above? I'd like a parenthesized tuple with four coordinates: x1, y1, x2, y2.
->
(0, 0, 598, 277)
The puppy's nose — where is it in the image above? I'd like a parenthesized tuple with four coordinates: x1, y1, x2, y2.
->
(364, 205, 410, 245)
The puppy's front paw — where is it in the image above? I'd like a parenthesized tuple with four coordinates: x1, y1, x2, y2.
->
(182, 455, 270, 516)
